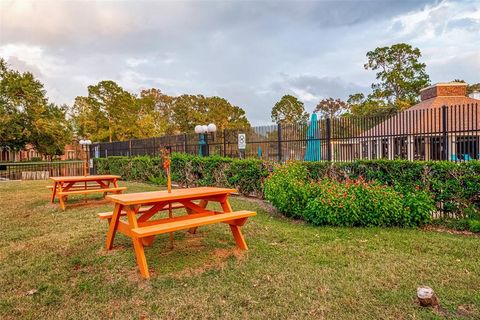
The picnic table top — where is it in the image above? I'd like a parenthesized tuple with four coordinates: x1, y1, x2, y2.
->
(106, 187, 237, 205)
(50, 175, 121, 182)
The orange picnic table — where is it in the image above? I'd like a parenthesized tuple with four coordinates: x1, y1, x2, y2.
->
(49, 175, 126, 210)
(99, 187, 256, 279)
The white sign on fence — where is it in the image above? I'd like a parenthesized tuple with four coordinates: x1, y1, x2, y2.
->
(238, 133, 246, 150)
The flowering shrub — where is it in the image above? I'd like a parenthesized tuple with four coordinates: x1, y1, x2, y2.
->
(304, 178, 433, 227)
(264, 162, 434, 227)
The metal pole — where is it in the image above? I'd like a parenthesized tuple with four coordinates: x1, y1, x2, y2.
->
(326, 118, 332, 161)
(83, 146, 87, 176)
(277, 123, 282, 162)
(205, 133, 209, 157)
(223, 129, 227, 157)
(442, 105, 449, 160)
(183, 133, 187, 153)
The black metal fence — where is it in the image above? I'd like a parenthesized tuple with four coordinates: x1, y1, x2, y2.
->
(0, 161, 84, 181)
(91, 103, 480, 162)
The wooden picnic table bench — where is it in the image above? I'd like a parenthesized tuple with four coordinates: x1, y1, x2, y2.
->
(49, 175, 126, 210)
(100, 187, 256, 279)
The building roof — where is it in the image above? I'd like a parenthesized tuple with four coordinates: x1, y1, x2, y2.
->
(361, 83, 480, 137)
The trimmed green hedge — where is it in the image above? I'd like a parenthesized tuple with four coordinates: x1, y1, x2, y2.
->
(95, 154, 269, 197)
(94, 156, 480, 218)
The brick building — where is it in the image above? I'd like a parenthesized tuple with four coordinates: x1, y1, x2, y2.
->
(0, 139, 84, 162)
(352, 82, 480, 161)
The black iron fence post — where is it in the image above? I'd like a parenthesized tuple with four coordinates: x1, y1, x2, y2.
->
(152, 137, 156, 156)
(223, 129, 227, 157)
(183, 134, 187, 153)
(326, 118, 332, 161)
(442, 105, 449, 160)
(277, 123, 282, 162)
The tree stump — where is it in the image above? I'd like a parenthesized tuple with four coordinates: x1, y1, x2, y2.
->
(417, 286, 440, 307)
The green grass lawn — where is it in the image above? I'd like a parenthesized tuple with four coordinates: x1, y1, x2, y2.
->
(0, 180, 479, 319)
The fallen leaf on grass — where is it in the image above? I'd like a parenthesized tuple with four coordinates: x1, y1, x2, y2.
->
(26, 289, 38, 296)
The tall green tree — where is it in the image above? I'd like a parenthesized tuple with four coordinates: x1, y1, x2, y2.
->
(203, 96, 250, 130)
(348, 43, 430, 117)
(171, 94, 250, 133)
(364, 43, 430, 106)
(0, 59, 71, 157)
(137, 88, 175, 136)
(314, 98, 349, 119)
(170, 94, 208, 133)
(346, 93, 395, 117)
(72, 80, 138, 142)
(30, 104, 72, 157)
(271, 95, 309, 124)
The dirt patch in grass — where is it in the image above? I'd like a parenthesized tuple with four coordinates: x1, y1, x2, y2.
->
(423, 225, 479, 237)
(171, 248, 245, 279)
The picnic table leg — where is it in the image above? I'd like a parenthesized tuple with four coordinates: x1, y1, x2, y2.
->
(133, 237, 149, 278)
(126, 205, 150, 278)
(187, 199, 208, 234)
(229, 225, 248, 250)
(221, 197, 249, 250)
(103, 180, 111, 198)
(57, 183, 66, 210)
(142, 236, 155, 247)
(84, 181, 87, 203)
(59, 196, 66, 211)
(50, 182, 57, 203)
(106, 203, 122, 250)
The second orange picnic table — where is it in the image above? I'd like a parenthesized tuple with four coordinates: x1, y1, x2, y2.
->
(49, 175, 126, 210)
(99, 187, 256, 278)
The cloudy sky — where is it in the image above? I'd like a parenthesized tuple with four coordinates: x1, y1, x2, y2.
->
(1, 0, 479, 124)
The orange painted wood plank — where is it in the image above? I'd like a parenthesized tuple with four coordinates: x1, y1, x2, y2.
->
(50, 175, 121, 182)
(136, 211, 216, 227)
(58, 187, 126, 196)
(131, 210, 255, 237)
(97, 202, 192, 220)
(106, 187, 236, 205)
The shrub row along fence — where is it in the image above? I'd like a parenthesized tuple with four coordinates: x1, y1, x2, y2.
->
(91, 103, 480, 162)
(94, 155, 480, 219)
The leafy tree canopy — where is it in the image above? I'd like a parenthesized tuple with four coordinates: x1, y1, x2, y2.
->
(271, 95, 309, 124)
(171, 94, 250, 133)
(72, 80, 138, 142)
(365, 43, 430, 105)
(72, 84, 251, 141)
(346, 93, 396, 117)
(0, 59, 71, 156)
(348, 43, 430, 117)
(314, 98, 349, 119)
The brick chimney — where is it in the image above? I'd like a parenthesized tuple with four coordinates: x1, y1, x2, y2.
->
(420, 82, 468, 101)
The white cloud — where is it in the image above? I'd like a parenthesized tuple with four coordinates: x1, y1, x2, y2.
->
(125, 58, 148, 67)
(0, 43, 63, 76)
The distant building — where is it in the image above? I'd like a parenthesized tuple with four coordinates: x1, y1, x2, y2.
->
(0, 138, 84, 162)
(344, 82, 480, 161)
